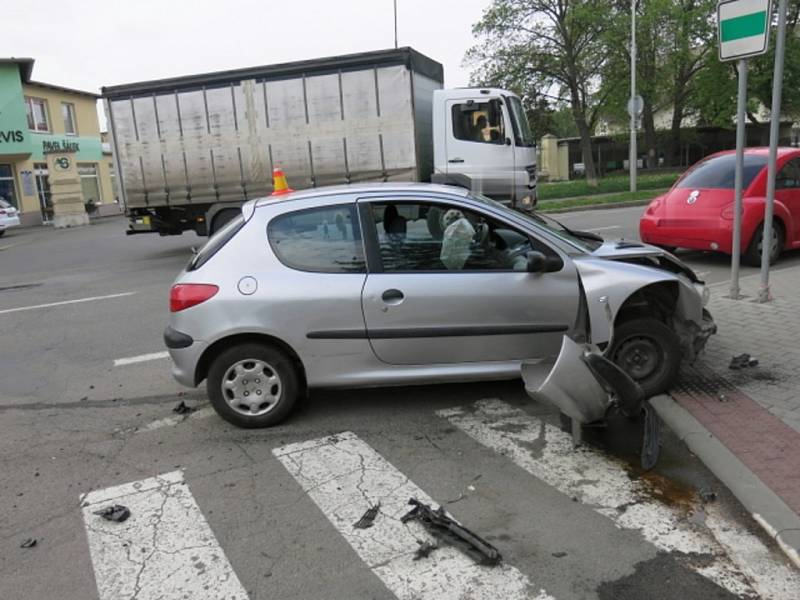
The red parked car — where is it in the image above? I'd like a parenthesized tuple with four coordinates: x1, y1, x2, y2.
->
(640, 148, 800, 265)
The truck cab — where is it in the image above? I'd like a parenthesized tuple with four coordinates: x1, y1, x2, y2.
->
(432, 88, 537, 209)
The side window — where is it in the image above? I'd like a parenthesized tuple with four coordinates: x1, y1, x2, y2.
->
(451, 99, 505, 144)
(268, 204, 365, 273)
(777, 159, 800, 189)
(369, 201, 542, 272)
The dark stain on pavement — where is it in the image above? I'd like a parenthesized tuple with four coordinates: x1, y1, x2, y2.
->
(597, 554, 743, 600)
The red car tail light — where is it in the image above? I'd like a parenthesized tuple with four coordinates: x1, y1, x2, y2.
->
(720, 204, 736, 220)
(170, 284, 219, 312)
(645, 197, 662, 215)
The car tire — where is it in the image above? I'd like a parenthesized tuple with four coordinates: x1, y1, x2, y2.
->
(743, 221, 783, 267)
(608, 317, 681, 397)
(206, 343, 300, 428)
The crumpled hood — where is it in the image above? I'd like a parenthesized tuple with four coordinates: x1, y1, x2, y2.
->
(590, 240, 665, 259)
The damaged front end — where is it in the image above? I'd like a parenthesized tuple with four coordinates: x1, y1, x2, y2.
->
(523, 336, 661, 469)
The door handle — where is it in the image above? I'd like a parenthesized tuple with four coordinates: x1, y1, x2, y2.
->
(448, 158, 465, 163)
(381, 289, 405, 305)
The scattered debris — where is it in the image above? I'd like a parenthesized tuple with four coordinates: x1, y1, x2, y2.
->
(699, 490, 717, 503)
(94, 504, 131, 523)
(172, 401, 196, 415)
(80, 396, 88, 402)
(552, 551, 568, 558)
(729, 353, 758, 370)
(353, 503, 381, 529)
(414, 540, 438, 560)
(20, 538, 37, 548)
(401, 498, 501, 566)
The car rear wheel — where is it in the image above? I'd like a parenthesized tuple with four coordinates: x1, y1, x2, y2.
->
(207, 343, 299, 428)
(743, 221, 783, 267)
(608, 318, 681, 397)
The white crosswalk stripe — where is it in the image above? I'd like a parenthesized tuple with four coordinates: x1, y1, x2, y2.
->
(273, 431, 554, 600)
(80, 470, 249, 600)
(437, 399, 800, 600)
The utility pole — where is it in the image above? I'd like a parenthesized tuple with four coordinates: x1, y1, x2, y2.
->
(729, 58, 748, 299)
(758, 0, 788, 303)
(629, 0, 637, 192)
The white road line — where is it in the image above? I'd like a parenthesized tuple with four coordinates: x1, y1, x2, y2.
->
(437, 399, 796, 599)
(81, 470, 249, 600)
(138, 406, 216, 432)
(0, 291, 136, 315)
(114, 351, 170, 367)
(274, 431, 553, 600)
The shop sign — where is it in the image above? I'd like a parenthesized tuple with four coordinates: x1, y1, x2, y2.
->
(43, 139, 80, 153)
(0, 130, 24, 143)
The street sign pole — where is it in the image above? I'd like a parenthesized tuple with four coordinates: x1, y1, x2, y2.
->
(758, 0, 787, 303)
(729, 58, 748, 299)
(630, 0, 637, 193)
(718, 0, 772, 299)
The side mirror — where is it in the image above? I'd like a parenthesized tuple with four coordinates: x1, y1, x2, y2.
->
(526, 251, 562, 273)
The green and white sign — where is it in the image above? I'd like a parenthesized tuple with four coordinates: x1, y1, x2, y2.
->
(718, 0, 772, 61)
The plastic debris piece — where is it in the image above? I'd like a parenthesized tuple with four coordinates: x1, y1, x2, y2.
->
(552, 551, 568, 558)
(172, 401, 196, 415)
(353, 503, 380, 529)
(700, 490, 717, 503)
(20, 538, 37, 548)
(414, 540, 438, 560)
(401, 498, 501, 566)
(94, 504, 131, 523)
(729, 353, 758, 370)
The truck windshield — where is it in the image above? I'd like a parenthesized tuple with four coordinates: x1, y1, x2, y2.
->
(505, 96, 536, 147)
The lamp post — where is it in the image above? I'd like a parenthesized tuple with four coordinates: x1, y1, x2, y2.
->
(630, 0, 637, 192)
(394, 0, 398, 48)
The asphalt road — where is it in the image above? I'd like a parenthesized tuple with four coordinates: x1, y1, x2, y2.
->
(1, 211, 796, 600)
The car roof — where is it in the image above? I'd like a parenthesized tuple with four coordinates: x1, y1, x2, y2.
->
(251, 182, 470, 210)
(708, 147, 800, 159)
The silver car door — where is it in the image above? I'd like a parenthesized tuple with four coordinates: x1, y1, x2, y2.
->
(359, 197, 581, 365)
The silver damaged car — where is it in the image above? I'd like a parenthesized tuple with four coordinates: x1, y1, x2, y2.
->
(164, 183, 716, 428)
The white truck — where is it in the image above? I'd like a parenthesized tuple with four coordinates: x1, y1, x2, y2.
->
(102, 47, 537, 236)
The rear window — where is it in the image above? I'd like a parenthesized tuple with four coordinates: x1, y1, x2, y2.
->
(676, 154, 767, 190)
(188, 212, 245, 271)
(268, 205, 365, 273)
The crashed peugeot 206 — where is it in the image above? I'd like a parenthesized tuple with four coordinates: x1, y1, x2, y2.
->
(163, 183, 716, 429)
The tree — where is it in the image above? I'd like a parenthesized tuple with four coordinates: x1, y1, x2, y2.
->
(467, 0, 614, 185)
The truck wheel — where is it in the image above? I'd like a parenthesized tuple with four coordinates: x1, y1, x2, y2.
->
(209, 209, 240, 235)
(206, 343, 300, 428)
(743, 221, 783, 267)
(608, 318, 681, 397)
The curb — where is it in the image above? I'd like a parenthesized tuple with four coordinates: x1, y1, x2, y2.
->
(651, 394, 800, 568)
(540, 199, 651, 214)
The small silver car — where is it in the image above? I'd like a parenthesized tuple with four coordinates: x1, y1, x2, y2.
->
(164, 183, 715, 428)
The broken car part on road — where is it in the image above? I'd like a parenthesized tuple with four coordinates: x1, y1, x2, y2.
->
(523, 336, 661, 469)
(401, 498, 502, 566)
(93, 504, 131, 523)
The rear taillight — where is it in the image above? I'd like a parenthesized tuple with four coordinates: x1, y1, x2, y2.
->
(645, 197, 662, 215)
(170, 284, 219, 312)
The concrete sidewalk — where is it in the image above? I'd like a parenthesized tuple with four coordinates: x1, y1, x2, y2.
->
(654, 265, 800, 568)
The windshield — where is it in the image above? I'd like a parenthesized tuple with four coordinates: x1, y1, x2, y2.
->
(505, 96, 536, 147)
(676, 154, 767, 190)
(467, 192, 601, 252)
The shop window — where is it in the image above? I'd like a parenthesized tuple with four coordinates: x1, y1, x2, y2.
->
(0, 165, 19, 209)
(62, 103, 77, 135)
(78, 163, 102, 209)
(25, 97, 50, 132)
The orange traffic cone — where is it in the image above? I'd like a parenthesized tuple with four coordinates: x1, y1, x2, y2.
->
(271, 167, 294, 196)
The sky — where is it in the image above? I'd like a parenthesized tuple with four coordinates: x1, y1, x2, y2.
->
(6, 0, 491, 130)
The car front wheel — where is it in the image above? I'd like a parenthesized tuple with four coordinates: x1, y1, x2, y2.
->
(608, 317, 681, 397)
(743, 221, 783, 267)
(207, 343, 299, 428)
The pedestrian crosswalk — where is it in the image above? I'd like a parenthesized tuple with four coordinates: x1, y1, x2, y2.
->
(78, 399, 799, 600)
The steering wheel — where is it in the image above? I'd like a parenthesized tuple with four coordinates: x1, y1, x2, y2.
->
(473, 222, 490, 247)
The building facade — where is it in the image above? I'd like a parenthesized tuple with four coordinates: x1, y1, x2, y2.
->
(0, 58, 119, 227)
